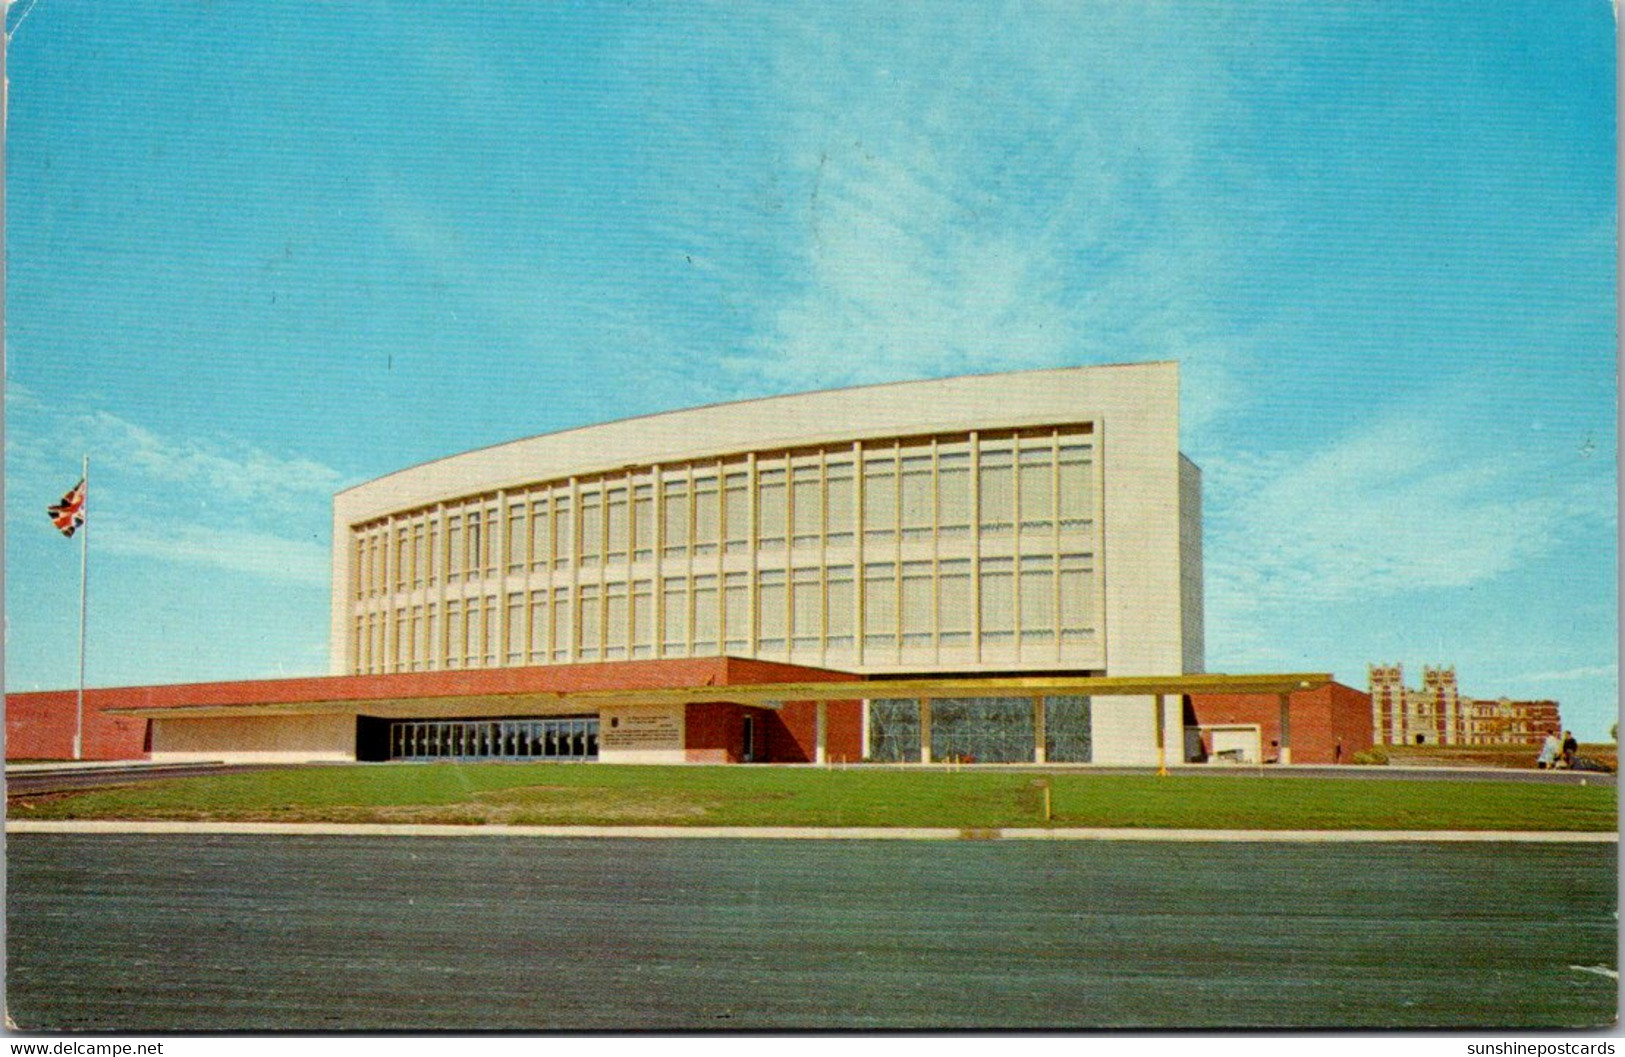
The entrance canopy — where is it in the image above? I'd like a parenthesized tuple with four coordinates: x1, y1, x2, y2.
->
(106, 666, 1330, 720)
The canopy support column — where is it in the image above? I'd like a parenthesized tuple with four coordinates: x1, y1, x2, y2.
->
(815, 700, 828, 765)
(1278, 692, 1292, 765)
(1154, 693, 1168, 776)
(919, 698, 933, 765)
(1033, 695, 1047, 764)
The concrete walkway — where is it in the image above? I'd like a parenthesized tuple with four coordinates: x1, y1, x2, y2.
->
(6, 819, 1616, 842)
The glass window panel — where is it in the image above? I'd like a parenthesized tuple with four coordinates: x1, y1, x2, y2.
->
(931, 697, 1035, 764)
(444, 601, 461, 667)
(632, 580, 654, 656)
(863, 465, 896, 536)
(693, 478, 719, 554)
(792, 474, 821, 545)
(464, 603, 480, 668)
(553, 498, 573, 569)
(938, 559, 972, 638)
(578, 585, 600, 658)
(979, 451, 1014, 534)
(1019, 556, 1055, 642)
(757, 569, 785, 648)
(580, 492, 603, 568)
(663, 480, 690, 557)
(757, 470, 786, 548)
(1019, 457, 1054, 530)
(693, 574, 719, 651)
(663, 576, 689, 653)
(530, 500, 550, 570)
(1059, 454, 1092, 527)
(632, 485, 654, 559)
(791, 567, 821, 647)
(506, 506, 525, 571)
(825, 469, 854, 544)
(723, 475, 750, 551)
(826, 566, 854, 646)
(465, 513, 483, 578)
(863, 562, 896, 647)
(900, 562, 932, 645)
(446, 520, 463, 578)
(606, 488, 629, 562)
(980, 557, 1015, 639)
(606, 583, 628, 654)
(938, 460, 971, 535)
(425, 605, 438, 669)
(552, 588, 571, 660)
(506, 593, 524, 662)
(868, 699, 921, 763)
(723, 572, 750, 652)
(529, 590, 549, 662)
(900, 464, 932, 537)
(1059, 555, 1094, 637)
(1045, 695, 1093, 762)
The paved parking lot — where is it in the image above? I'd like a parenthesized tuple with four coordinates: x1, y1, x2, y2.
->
(7, 834, 1617, 1031)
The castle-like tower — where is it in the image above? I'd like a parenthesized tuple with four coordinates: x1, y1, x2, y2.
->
(1420, 666, 1460, 745)
(1369, 664, 1557, 747)
(1368, 663, 1405, 744)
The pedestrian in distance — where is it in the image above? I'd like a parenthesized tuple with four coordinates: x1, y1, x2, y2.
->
(1536, 732, 1560, 770)
(1562, 730, 1579, 769)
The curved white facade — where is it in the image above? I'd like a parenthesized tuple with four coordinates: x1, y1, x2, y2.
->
(331, 362, 1203, 689)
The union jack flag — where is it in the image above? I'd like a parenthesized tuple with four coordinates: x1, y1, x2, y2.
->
(48, 479, 86, 537)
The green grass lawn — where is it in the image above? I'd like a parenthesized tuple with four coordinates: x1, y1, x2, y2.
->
(8, 763, 1617, 830)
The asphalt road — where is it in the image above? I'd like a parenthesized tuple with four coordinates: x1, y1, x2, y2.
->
(7, 835, 1617, 1031)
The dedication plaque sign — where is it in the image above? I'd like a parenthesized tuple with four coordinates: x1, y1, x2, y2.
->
(600, 711, 682, 752)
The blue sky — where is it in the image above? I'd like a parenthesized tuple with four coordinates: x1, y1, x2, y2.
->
(5, 2, 1617, 737)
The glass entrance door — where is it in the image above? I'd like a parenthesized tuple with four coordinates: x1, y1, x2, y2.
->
(388, 717, 599, 761)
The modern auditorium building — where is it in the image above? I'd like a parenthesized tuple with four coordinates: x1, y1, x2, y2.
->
(5, 363, 1369, 767)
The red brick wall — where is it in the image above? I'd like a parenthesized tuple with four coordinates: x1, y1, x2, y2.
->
(5, 692, 149, 761)
(6, 656, 860, 762)
(763, 700, 863, 763)
(1326, 682, 1376, 761)
(1187, 683, 1372, 765)
(684, 702, 779, 763)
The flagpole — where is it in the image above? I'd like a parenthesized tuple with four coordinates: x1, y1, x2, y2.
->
(74, 454, 88, 761)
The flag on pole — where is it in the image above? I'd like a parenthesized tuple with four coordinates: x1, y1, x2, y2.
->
(48, 479, 86, 537)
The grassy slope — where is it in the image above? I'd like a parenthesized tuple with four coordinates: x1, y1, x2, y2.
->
(8, 763, 1617, 830)
(1381, 743, 1618, 771)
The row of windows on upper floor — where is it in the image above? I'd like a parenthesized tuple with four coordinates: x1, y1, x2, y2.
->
(349, 431, 1096, 601)
(351, 552, 1098, 673)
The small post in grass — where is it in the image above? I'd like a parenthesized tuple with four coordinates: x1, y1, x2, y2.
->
(1032, 777, 1052, 822)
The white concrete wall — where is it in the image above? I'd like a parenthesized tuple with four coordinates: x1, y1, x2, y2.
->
(151, 713, 355, 764)
(333, 363, 1194, 677)
(1089, 695, 1187, 766)
(1179, 455, 1205, 675)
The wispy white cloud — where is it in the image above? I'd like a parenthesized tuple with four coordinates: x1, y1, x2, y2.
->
(6, 384, 339, 586)
(1203, 412, 1613, 620)
(653, 5, 1264, 429)
(1506, 664, 1618, 684)
(97, 521, 330, 587)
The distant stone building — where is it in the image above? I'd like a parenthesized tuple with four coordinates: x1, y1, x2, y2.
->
(1368, 663, 1560, 746)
